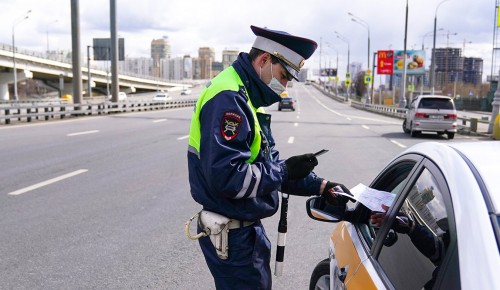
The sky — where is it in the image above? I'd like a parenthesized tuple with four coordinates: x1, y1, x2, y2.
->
(0, 0, 496, 82)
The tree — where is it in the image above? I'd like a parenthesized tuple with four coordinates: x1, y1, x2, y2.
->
(353, 71, 367, 98)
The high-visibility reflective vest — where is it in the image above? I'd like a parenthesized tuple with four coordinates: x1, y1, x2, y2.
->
(188, 66, 263, 163)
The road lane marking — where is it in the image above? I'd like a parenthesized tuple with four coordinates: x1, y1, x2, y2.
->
(153, 119, 167, 123)
(294, 123, 298, 127)
(288, 136, 295, 144)
(8, 169, 88, 196)
(177, 135, 189, 140)
(304, 88, 400, 124)
(390, 140, 407, 148)
(67, 130, 99, 136)
(362, 125, 370, 130)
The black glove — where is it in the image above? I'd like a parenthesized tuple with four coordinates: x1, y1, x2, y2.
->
(393, 212, 415, 234)
(322, 182, 355, 205)
(284, 153, 318, 180)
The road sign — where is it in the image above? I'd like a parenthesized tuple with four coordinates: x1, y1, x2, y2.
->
(364, 75, 372, 84)
(346, 72, 351, 79)
(345, 79, 351, 87)
(407, 84, 415, 92)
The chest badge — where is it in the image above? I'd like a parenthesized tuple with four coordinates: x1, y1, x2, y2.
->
(220, 111, 242, 141)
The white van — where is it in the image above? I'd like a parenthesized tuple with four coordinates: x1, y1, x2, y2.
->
(403, 95, 457, 139)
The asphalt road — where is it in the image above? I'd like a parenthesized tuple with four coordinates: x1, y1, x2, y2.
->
(0, 83, 489, 289)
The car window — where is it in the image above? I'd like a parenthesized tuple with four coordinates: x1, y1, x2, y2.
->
(418, 98, 454, 110)
(358, 161, 416, 248)
(377, 167, 453, 290)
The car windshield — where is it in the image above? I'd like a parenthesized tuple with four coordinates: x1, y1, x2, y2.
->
(418, 98, 454, 110)
(281, 98, 292, 101)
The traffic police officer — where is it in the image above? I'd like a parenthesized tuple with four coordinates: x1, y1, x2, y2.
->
(187, 25, 351, 289)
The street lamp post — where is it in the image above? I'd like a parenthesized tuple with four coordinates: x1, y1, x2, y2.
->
(349, 12, 371, 103)
(334, 31, 350, 74)
(421, 28, 444, 94)
(87, 45, 92, 97)
(431, 0, 451, 95)
(335, 31, 350, 97)
(399, 0, 409, 108)
(46, 19, 58, 54)
(12, 10, 31, 101)
(325, 42, 339, 93)
(349, 13, 370, 71)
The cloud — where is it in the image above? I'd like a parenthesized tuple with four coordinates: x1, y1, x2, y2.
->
(0, 0, 496, 81)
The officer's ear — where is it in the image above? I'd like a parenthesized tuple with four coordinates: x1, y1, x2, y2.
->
(259, 52, 271, 67)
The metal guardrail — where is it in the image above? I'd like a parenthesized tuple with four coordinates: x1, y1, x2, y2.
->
(351, 101, 407, 119)
(312, 84, 490, 135)
(0, 99, 197, 125)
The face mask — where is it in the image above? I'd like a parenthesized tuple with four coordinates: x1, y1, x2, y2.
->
(261, 63, 286, 96)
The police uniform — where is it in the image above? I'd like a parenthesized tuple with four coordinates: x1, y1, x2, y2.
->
(187, 25, 318, 290)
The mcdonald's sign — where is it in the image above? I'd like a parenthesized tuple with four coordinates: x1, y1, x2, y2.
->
(377, 50, 394, 75)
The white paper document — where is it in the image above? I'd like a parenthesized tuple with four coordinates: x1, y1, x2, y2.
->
(335, 183, 395, 212)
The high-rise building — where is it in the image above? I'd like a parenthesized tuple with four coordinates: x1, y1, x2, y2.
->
(151, 36, 171, 77)
(434, 48, 463, 88)
(222, 49, 239, 68)
(119, 57, 154, 76)
(183, 55, 193, 80)
(198, 47, 215, 80)
(463, 57, 483, 85)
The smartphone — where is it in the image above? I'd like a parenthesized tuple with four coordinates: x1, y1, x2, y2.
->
(314, 149, 329, 157)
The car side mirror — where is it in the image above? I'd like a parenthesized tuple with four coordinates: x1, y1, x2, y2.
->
(306, 196, 344, 223)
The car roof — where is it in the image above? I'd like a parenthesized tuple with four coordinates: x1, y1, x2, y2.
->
(414, 94, 452, 100)
(402, 141, 500, 214)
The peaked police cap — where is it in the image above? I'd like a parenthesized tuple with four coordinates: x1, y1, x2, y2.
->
(251, 25, 318, 81)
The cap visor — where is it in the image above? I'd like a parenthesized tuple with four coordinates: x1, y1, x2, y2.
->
(277, 59, 299, 81)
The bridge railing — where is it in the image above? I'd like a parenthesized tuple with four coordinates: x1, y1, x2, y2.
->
(312, 84, 489, 135)
(0, 99, 197, 125)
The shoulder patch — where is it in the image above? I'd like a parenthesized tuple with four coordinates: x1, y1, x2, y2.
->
(221, 111, 242, 141)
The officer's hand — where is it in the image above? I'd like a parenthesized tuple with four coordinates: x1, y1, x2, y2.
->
(285, 153, 318, 180)
(322, 181, 354, 205)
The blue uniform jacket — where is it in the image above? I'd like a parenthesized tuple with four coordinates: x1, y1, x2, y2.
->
(188, 53, 322, 221)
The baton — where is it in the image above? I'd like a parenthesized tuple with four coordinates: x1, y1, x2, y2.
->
(275, 192, 289, 276)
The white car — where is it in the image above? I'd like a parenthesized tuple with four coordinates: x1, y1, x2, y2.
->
(152, 93, 171, 102)
(108, 92, 127, 101)
(403, 95, 457, 139)
(181, 89, 192, 95)
(307, 141, 500, 290)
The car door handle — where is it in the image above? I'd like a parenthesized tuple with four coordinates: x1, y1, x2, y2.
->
(337, 265, 349, 283)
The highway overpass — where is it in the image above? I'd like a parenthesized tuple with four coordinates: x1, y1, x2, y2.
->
(0, 43, 189, 101)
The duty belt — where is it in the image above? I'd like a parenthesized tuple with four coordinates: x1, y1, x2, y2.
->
(227, 219, 255, 229)
(184, 210, 254, 259)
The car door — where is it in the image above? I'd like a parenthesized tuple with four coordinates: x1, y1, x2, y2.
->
(334, 156, 422, 289)
(346, 155, 460, 290)
(372, 158, 459, 290)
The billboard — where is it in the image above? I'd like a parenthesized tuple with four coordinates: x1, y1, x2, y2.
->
(377, 50, 394, 75)
(92, 38, 125, 61)
(393, 50, 425, 75)
(321, 68, 337, 76)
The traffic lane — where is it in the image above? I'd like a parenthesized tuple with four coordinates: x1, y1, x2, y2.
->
(0, 108, 192, 197)
(264, 88, 408, 289)
(272, 82, 489, 188)
(0, 108, 209, 288)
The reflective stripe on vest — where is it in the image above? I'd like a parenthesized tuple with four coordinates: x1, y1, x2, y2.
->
(188, 66, 262, 163)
